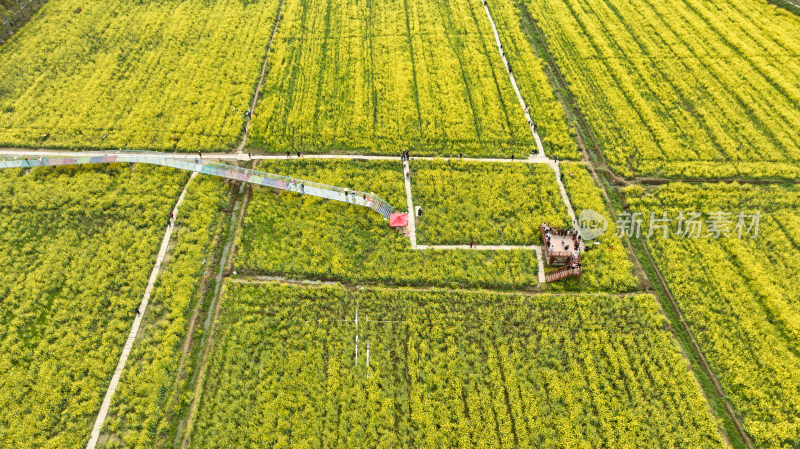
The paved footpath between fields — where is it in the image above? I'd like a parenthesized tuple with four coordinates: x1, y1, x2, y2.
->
(85, 173, 197, 449)
(1, 148, 582, 276)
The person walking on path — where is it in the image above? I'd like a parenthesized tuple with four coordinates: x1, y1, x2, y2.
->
(198, 151, 202, 159)
(297, 151, 301, 158)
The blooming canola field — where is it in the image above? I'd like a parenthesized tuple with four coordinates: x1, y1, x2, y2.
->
(1, 0, 799, 446)
(248, 0, 575, 158)
(524, 0, 800, 178)
(0, 0, 280, 151)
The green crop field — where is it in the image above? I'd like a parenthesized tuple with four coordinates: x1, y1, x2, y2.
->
(522, 0, 800, 179)
(235, 159, 542, 289)
(411, 160, 570, 245)
(625, 182, 800, 447)
(100, 176, 229, 448)
(189, 283, 723, 448)
(0, 164, 188, 447)
(0, 0, 280, 151)
(247, 0, 574, 158)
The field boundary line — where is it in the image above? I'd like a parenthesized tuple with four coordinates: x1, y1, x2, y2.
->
(85, 173, 197, 449)
(548, 160, 579, 233)
(180, 186, 247, 447)
(0, 149, 551, 164)
(230, 275, 645, 299)
(639, 239, 755, 449)
(236, 0, 287, 154)
(5, 149, 800, 184)
(416, 244, 540, 250)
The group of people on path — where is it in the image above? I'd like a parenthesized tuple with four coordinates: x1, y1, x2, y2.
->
(401, 150, 411, 161)
(543, 224, 582, 270)
(544, 224, 581, 252)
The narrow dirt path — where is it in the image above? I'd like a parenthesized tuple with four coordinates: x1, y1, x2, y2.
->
(236, 0, 287, 155)
(640, 239, 754, 449)
(417, 244, 540, 250)
(0, 149, 552, 164)
(86, 173, 197, 449)
(180, 183, 246, 448)
(506, 2, 750, 445)
(479, 2, 583, 250)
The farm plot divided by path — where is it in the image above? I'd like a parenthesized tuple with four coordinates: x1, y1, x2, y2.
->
(247, 0, 568, 158)
(557, 162, 637, 292)
(410, 160, 571, 246)
(0, 0, 280, 152)
(625, 183, 800, 447)
(187, 283, 725, 448)
(235, 159, 543, 289)
(95, 176, 229, 448)
(0, 164, 188, 448)
(524, 0, 800, 179)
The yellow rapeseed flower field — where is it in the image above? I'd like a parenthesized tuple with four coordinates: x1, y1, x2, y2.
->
(0, 0, 280, 151)
(525, 0, 800, 178)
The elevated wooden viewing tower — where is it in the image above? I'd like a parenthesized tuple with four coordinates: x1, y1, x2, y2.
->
(540, 223, 582, 282)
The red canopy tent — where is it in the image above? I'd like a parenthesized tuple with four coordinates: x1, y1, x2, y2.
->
(389, 213, 409, 227)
